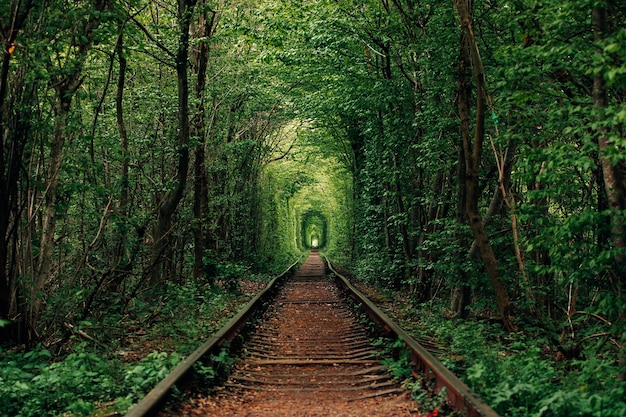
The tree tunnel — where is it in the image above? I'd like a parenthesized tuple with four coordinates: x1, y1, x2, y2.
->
(300, 209, 328, 249)
(257, 122, 354, 265)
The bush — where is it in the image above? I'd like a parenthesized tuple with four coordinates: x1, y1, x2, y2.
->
(0, 343, 125, 417)
(0, 343, 184, 417)
(124, 351, 182, 399)
(416, 313, 626, 417)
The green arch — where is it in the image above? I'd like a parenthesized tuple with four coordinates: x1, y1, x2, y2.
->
(301, 209, 328, 250)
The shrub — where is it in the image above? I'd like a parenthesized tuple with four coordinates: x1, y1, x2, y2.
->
(0, 343, 124, 417)
(124, 351, 182, 399)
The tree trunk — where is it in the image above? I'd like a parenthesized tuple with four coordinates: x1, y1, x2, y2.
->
(592, 2, 626, 379)
(593, 5, 626, 281)
(32, 96, 70, 328)
(416, 170, 444, 300)
(115, 30, 129, 265)
(451, 133, 470, 318)
(467, 144, 515, 256)
(148, 0, 196, 287)
(30, 0, 107, 342)
(0, 0, 36, 345)
(393, 153, 413, 288)
(192, 8, 217, 282)
(455, 0, 515, 331)
(0, 47, 15, 340)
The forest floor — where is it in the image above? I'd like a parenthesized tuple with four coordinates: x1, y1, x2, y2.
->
(121, 279, 269, 361)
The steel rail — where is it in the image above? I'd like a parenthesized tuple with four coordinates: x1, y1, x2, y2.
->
(324, 257, 500, 417)
(124, 258, 301, 417)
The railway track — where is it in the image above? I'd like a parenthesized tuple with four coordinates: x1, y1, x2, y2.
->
(126, 252, 499, 417)
(222, 252, 407, 402)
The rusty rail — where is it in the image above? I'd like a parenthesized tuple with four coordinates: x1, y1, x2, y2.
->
(324, 257, 500, 417)
(124, 258, 301, 417)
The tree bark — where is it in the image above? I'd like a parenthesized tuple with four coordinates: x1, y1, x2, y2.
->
(115, 30, 129, 260)
(32, 77, 93, 337)
(592, 2, 626, 380)
(451, 134, 470, 318)
(393, 153, 413, 288)
(192, 8, 217, 282)
(0, 0, 36, 344)
(33, 95, 71, 326)
(416, 170, 444, 300)
(593, 5, 626, 282)
(31, 0, 108, 341)
(148, 0, 196, 286)
(455, 0, 515, 331)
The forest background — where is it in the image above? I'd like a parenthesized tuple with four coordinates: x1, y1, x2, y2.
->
(0, 0, 625, 416)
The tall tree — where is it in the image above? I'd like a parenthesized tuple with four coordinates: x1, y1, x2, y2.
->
(593, 3, 625, 284)
(592, 0, 626, 378)
(0, 0, 37, 342)
(147, 0, 197, 287)
(30, 0, 110, 341)
(454, 0, 515, 331)
(192, 5, 219, 282)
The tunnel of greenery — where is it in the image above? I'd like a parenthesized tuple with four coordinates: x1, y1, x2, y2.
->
(257, 123, 353, 266)
(300, 209, 327, 249)
(1, 0, 626, 416)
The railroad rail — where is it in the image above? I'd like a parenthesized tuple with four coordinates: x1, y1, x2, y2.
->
(220, 252, 409, 404)
(124, 258, 301, 417)
(125, 252, 499, 417)
(325, 256, 500, 417)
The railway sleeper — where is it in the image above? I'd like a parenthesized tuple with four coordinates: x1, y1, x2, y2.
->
(243, 352, 380, 361)
(230, 373, 392, 386)
(223, 379, 399, 393)
(238, 364, 390, 378)
(243, 346, 377, 358)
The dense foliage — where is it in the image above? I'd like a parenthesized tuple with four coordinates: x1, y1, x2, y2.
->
(1, 0, 625, 415)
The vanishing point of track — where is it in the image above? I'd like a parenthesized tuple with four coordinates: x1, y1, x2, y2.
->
(126, 252, 499, 417)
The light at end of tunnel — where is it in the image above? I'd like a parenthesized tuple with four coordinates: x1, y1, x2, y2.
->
(312, 239, 319, 248)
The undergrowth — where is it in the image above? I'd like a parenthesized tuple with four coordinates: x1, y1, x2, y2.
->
(1, 342, 127, 416)
(394, 303, 626, 417)
(374, 337, 456, 416)
(0, 267, 273, 417)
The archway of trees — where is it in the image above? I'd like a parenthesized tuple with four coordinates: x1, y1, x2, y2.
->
(258, 121, 353, 264)
(1, 0, 625, 415)
(300, 209, 327, 249)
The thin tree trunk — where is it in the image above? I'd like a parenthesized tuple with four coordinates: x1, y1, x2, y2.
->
(0, 0, 36, 344)
(30, 0, 107, 341)
(0, 45, 14, 338)
(148, 0, 196, 287)
(467, 147, 514, 256)
(116, 31, 129, 264)
(416, 170, 444, 300)
(592, 2, 626, 379)
(593, 5, 626, 279)
(32, 98, 69, 326)
(455, 0, 515, 331)
(451, 133, 470, 318)
(393, 153, 412, 288)
(192, 8, 217, 282)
